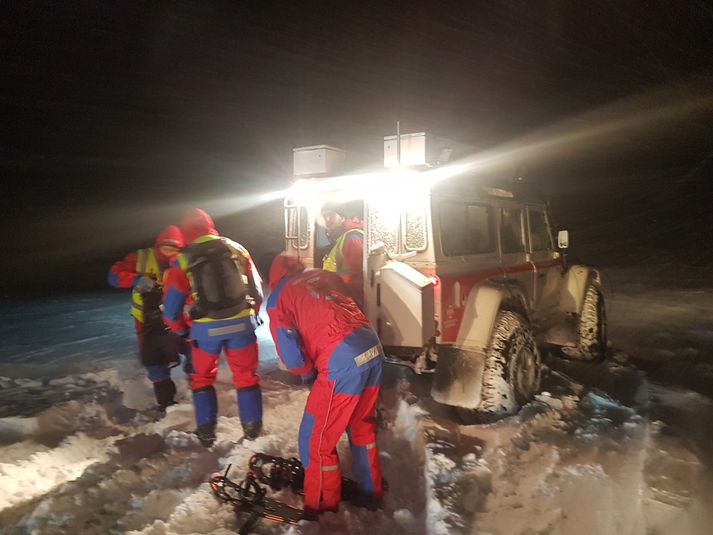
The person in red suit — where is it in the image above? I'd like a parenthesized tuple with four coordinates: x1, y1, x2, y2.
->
(267, 253, 383, 515)
(108, 225, 185, 410)
(162, 208, 264, 446)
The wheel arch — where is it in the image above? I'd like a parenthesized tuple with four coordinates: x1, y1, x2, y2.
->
(454, 281, 530, 351)
(558, 263, 601, 315)
(431, 282, 530, 409)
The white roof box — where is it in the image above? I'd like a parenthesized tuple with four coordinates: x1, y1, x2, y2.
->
(384, 132, 472, 168)
(293, 145, 347, 177)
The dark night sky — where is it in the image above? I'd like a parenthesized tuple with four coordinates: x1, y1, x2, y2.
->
(2, 1, 712, 295)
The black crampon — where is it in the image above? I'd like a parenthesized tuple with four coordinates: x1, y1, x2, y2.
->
(248, 453, 364, 501)
(210, 464, 305, 534)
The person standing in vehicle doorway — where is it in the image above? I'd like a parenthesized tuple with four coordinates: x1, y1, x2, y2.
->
(267, 253, 384, 516)
(320, 200, 364, 307)
(108, 225, 185, 412)
(162, 208, 264, 447)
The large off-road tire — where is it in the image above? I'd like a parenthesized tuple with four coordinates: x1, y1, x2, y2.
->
(457, 311, 541, 424)
(575, 284, 607, 360)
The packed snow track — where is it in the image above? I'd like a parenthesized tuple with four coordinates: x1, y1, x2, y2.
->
(0, 287, 711, 534)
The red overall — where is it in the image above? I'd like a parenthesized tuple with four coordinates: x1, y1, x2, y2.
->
(162, 209, 264, 430)
(267, 254, 383, 514)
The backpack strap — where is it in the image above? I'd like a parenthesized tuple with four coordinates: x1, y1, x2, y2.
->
(136, 248, 161, 278)
(136, 249, 147, 275)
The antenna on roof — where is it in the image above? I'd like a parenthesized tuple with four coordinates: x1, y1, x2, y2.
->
(396, 121, 401, 168)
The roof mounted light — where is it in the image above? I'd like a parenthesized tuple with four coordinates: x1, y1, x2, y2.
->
(483, 187, 514, 198)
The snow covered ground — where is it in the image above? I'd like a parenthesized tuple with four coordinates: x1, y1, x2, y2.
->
(0, 273, 711, 534)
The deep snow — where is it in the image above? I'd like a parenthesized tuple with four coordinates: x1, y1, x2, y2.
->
(1, 270, 712, 534)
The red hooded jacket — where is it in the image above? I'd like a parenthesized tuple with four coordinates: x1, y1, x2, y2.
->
(266, 254, 370, 377)
(162, 209, 263, 334)
(180, 208, 219, 244)
(108, 225, 185, 289)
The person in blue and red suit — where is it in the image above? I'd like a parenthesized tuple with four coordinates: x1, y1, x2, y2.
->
(267, 253, 384, 515)
(162, 208, 264, 446)
(108, 225, 185, 411)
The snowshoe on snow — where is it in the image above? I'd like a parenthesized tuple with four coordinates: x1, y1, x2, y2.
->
(137, 400, 177, 423)
(144, 401, 176, 421)
(137, 406, 166, 423)
(248, 453, 305, 493)
(248, 453, 384, 501)
(210, 464, 306, 534)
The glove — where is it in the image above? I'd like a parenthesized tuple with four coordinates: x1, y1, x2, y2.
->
(300, 369, 317, 385)
(134, 276, 156, 294)
(182, 354, 194, 375)
(179, 335, 194, 374)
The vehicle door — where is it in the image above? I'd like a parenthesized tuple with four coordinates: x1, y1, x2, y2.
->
(435, 200, 502, 343)
(527, 206, 562, 318)
(497, 205, 534, 312)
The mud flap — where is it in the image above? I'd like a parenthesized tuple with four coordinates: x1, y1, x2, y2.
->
(430, 346, 486, 409)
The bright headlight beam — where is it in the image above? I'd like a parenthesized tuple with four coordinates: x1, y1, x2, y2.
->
(263, 80, 713, 212)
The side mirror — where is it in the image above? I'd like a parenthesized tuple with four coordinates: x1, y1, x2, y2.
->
(557, 230, 569, 249)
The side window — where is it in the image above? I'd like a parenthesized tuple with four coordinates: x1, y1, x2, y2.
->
(367, 200, 399, 254)
(500, 207, 525, 254)
(404, 205, 427, 251)
(528, 209, 553, 251)
(440, 202, 495, 256)
(466, 205, 495, 254)
(286, 205, 310, 249)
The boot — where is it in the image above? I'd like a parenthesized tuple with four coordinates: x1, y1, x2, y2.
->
(237, 385, 263, 440)
(195, 423, 216, 448)
(192, 386, 218, 447)
(153, 379, 177, 409)
(242, 421, 262, 441)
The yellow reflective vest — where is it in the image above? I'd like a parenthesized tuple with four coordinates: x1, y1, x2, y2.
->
(131, 248, 162, 323)
(322, 228, 364, 275)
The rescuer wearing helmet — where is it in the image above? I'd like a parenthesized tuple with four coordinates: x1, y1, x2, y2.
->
(162, 208, 264, 447)
(267, 253, 384, 515)
(319, 200, 364, 307)
(108, 225, 185, 411)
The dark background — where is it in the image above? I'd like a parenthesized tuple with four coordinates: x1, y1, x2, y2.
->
(2, 1, 712, 296)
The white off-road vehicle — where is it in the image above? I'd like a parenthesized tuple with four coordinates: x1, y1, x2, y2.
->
(282, 133, 606, 420)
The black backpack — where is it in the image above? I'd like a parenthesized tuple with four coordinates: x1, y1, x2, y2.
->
(183, 239, 251, 320)
(140, 283, 167, 332)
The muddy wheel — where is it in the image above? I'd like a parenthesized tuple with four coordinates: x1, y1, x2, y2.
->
(575, 285, 607, 360)
(457, 311, 541, 424)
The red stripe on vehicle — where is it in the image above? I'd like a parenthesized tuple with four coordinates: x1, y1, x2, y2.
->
(438, 267, 502, 342)
(438, 257, 562, 341)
